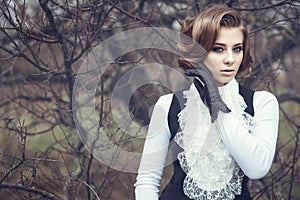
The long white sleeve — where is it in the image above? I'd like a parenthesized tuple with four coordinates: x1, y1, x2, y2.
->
(134, 94, 173, 200)
(134, 88, 279, 200)
(216, 91, 279, 179)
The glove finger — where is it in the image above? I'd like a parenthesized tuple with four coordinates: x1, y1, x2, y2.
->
(193, 79, 210, 106)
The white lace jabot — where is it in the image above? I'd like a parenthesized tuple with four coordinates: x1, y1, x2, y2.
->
(174, 78, 249, 200)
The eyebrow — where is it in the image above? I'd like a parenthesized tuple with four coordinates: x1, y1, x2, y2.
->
(214, 42, 243, 47)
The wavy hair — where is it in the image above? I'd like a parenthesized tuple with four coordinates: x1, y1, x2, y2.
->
(178, 4, 253, 74)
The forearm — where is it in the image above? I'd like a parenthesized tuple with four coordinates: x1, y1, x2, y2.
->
(216, 92, 279, 179)
(135, 170, 162, 200)
(217, 113, 276, 178)
(135, 149, 167, 200)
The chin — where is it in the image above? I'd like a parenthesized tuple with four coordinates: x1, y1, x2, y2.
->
(218, 78, 233, 86)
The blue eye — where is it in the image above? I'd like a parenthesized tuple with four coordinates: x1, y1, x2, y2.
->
(234, 46, 243, 52)
(212, 46, 224, 52)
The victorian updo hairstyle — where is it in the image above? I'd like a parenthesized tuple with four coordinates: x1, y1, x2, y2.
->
(178, 4, 253, 74)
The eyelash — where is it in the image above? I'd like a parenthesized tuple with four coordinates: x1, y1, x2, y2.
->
(212, 47, 224, 52)
(234, 46, 243, 52)
(211, 46, 243, 53)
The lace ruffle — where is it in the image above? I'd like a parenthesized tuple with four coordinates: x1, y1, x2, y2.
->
(174, 79, 252, 200)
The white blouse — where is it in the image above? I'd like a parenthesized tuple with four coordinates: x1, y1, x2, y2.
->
(134, 83, 279, 200)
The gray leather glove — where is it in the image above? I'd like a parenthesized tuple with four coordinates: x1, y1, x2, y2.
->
(185, 62, 231, 122)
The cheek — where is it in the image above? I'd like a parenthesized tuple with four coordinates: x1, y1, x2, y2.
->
(203, 54, 222, 70)
(235, 54, 244, 65)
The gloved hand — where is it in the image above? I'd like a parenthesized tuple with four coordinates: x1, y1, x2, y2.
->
(185, 62, 231, 122)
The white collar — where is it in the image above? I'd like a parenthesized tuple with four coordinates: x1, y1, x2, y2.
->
(174, 78, 247, 199)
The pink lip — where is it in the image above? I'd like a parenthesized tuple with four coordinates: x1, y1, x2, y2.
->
(220, 69, 235, 76)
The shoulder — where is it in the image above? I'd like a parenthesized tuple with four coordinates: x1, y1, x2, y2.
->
(152, 93, 174, 114)
(254, 90, 278, 104)
(156, 93, 173, 106)
(153, 89, 189, 116)
(253, 90, 279, 113)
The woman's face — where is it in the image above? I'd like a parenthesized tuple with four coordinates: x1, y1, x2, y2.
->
(203, 27, 244, 86)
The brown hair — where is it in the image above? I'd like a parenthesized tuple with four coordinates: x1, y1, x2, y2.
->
(178, 4, 253, 74)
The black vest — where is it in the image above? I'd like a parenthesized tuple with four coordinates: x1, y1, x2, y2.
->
(160, 85, 254, 200)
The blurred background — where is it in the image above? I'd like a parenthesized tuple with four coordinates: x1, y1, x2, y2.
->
(0, 0, 299, 199)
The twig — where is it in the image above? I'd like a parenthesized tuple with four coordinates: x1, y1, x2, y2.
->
(0, 183, 56, 199)
(76, 179, 101, 200)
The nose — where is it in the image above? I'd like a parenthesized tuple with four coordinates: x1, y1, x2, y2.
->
(224, 51, 235, 65)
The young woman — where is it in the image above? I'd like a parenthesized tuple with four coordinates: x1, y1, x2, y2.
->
(134, 4, 279, 200)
